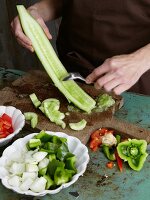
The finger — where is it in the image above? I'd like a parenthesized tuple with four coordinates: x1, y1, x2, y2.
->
(94, 72, 116, 89)
(14, 19, 32, 46)
(103, 78, 122, 92)
(37, 18, 52, 39)
(113, 83, 131, 95)
(86, 63, 109, 84)
(17, 38, 34, 52)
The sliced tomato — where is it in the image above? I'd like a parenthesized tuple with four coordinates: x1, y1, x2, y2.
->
(0, 113, 13, 139)
(89, 138, 101, 149)
(1, 113, 12, 124)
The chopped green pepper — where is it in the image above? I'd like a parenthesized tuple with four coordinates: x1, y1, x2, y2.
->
(44, 142, 60, 154)
(54, 167, 74, 185)
(44, 174, 55, 189)
(56, 143, 69, 161)
(65, 155, 77, 172)
(102, 145, 116, 161)
(117, 139, 148, 171)
(115, 134, 121, 145)
(49, 154, 56, 162)
(47, 160, 65, 178)
(38, 167, 47, 176)
(28, 138, 41, 149)
(35, 130, 52, 142)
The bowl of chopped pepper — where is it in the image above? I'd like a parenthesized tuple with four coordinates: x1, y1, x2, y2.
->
(0, 106, 25, 147)
(0, 131, 89, 196)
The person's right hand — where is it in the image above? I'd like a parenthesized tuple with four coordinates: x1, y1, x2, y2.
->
(11, 7, 52, 52)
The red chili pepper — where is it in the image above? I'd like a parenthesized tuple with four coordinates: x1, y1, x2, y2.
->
(115, 150, 123, 172)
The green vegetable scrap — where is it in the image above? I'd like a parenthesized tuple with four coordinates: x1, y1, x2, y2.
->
(40, 98, 66, 129)
(94, 94, 115, 112)
(102, 145, 116, 161)
(24, 112, 38, 128)
(29, 93, 41, 108)
(69, 119, 87, 131)
(117, 139, 148, 171)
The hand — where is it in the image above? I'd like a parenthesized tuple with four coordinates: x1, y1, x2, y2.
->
(11, 6, 52, 52)
(86, 45, 150, 95)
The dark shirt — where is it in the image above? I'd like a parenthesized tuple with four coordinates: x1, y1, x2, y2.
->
(57, 0, 150, 95)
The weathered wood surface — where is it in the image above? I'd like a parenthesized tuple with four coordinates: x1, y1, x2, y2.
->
(0, 70, 125, 143)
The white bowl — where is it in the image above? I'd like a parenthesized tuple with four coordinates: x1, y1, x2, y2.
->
(0, 106, 25, 147)
(0, 131, 89, 196)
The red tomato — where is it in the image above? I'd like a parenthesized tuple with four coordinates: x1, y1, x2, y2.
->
(0, 113, 13, 139)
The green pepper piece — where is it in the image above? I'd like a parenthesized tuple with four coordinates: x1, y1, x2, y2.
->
(117, 139, 148, 171)
(38, 167, 47, 176)
(44, 142, 60, 154)
(47, 160, 65, 178)
(54, 167, 74, 185)
(49, 154, 56, 162)
(35, 130, 52, 142)
(65, 156, 77, 172)
(28, 139, 41, 149)
(102, 145, 116, 161)
(115, 134, 121, 145)
(44, 174, 55, 190)
(56, 143, 69, 161)
(51, 135, 62, 144)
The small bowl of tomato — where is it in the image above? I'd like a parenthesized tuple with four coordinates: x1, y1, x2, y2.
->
(0, 106, 25, 147)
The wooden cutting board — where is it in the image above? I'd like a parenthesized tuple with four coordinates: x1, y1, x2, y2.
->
(0, 70, 150, 144)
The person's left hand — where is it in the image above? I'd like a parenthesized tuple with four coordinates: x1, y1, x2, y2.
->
(86, 45, 150, 95)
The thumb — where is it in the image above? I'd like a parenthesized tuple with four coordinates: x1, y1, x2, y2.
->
(37, 18, 52, 40)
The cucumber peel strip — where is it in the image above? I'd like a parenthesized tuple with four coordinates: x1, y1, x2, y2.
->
(24, 112, 38, 128)
(17, 5, 96, 113)
(69, 119, 87, 131)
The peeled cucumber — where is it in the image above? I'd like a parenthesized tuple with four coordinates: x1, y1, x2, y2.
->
(17, 5, 96, 113)
(69, 119, 87, 131)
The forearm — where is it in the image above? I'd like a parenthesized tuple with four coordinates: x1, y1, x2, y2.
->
(28, 0, 62, 21)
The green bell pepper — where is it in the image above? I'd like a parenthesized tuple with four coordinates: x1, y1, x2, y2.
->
(102, 145, 116, 161)
(54, 167, 74, 185)
(117, 139, 148, 171)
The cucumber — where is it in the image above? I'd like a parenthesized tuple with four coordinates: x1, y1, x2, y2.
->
(29, 93, 41, 108)
(17, 5, 96, 113)
(24, 112, 38, 128)
(69, 119, 87, 131)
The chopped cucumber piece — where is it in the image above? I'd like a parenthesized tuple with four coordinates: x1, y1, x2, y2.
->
(29, 93, 41, 108)
(43, 101, 66, 129)
(8, 175, 21, 187)
(28, 139, 41, 149)
(17, 5, 96, 113)
(69, 119, 87, 131)
(26, 163, 39, 173)
(30, 177, 47, 193)
(24, 112, 38, 128)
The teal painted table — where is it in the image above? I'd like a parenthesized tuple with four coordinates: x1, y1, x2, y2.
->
(0, 68, 150, 200)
